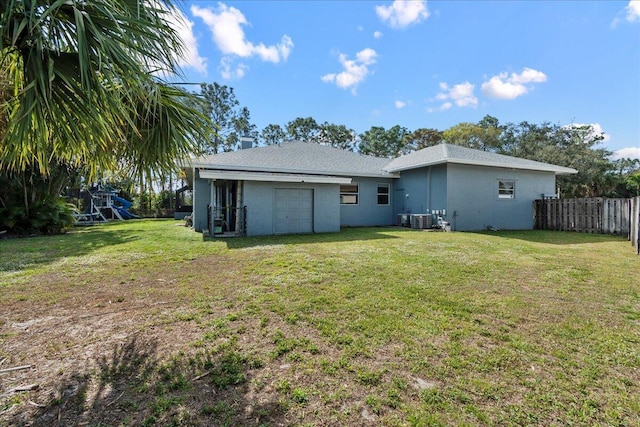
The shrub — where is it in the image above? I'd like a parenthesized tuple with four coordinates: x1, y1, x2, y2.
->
(0, 196, 75, 235)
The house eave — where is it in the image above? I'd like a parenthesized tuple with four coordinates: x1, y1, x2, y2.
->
(198, 169, 353, 184)
(384, 160, 448, 172)
(385, 159, 577, 175)
(188, 162, 399, 179)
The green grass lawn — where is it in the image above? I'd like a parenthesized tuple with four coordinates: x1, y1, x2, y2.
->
(1, 219, 639, 426)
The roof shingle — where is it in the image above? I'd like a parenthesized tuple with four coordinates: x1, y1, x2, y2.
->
(188, 141, 577, 177)
(384, 143, 577, 175)
(189, 141, 396, 178)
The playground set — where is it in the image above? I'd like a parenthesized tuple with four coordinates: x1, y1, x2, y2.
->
(74, 184, 139, 224)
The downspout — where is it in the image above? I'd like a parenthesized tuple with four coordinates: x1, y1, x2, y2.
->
(192, 167, 197, 227)
(427, 167, 432, 212)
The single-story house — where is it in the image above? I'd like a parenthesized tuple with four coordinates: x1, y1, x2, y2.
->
(182, 141, 576, 235)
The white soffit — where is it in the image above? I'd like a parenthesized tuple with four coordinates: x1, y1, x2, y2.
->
(199, 169, 352, 184)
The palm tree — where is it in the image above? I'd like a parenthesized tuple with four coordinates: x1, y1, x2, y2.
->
(0, 0, 211, 177)
(627, 173, 640, 197)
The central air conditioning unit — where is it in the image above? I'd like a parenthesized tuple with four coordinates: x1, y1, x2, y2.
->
(410, 214, 433, 229)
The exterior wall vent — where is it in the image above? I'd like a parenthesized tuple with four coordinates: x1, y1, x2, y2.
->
(240, 136, 254, 150)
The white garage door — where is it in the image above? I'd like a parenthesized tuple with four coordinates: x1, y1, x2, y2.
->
(274, 188, 314, 234)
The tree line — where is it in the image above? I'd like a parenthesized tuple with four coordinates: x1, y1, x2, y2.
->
(199, 82, 640, 199)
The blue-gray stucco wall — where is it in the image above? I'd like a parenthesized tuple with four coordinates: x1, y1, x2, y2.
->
(393, 164, 556, 231)
(191, 174, 393, 235)
(446, 163, 556, 231)
(393, 165, 447, 215)
(243, 181, 340, 236)
(192, 170, 210, 232)
(191, 163, 557, 234)
(339, 177, 395, 226)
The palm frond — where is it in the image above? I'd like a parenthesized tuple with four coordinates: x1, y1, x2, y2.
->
(1, 0, 212, 178)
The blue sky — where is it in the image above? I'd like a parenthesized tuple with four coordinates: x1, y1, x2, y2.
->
(168, 1, 640, 159)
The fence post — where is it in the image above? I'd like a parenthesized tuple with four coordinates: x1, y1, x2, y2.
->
(635, 197, 640, 254)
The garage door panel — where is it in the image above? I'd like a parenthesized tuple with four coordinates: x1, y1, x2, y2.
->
(274, 188, 313, 234)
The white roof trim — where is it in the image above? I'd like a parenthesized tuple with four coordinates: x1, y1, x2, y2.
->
(385, 160, 447, 172)
(386, 159, 577, 175)
(187, 162, 398, 178)
(199, 169, 352, 184)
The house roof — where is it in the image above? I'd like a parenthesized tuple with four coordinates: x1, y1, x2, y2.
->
(187, 141, 578, 179)
(384, 143, 578, 175)
(188, 141, 397, 178)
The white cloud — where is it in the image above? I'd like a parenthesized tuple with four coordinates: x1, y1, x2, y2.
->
(253, 35, 293, 62)
(218, 57, 248, 80)
(611, 1, 639, 28)
(356, 48, 378, 64)
(435, 81, 478, 109)
(481, 75, 527, 100)
(510, 68, 547, 84)
(395, 100, 406, 108)
(321, 48, 378, 94)
(613, 147, 640, 160)
(376, 0, 429, 29)
(373, 31, 383, 39)
(481, 67, 547, 100)
(150, 4, 207, 75)
(191, 3, 293, 76)
(626, 1, 640, 22)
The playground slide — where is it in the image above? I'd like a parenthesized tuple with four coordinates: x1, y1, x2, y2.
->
(112, 195, 140, 219)
(113, 206, 139, 219)
(112, 195, 133, 209)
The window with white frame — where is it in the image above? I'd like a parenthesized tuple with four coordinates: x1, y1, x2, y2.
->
(377, 184, 390, 205)
(340, 183, 359, 204)
(498, 180, 515, 199)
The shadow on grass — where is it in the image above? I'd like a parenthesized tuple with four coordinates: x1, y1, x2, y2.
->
(223, 226, 400, 249)
(466, 229, 629, 245)
(14, 335, 283, 427)
(0, 226, 141, 274)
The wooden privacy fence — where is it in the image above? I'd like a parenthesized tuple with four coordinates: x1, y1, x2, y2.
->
(534, 197, 640, 254)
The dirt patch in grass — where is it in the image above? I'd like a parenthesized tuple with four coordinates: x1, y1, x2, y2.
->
(1, 244, 402, 426)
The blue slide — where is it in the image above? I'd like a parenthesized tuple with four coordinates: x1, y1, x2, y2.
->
(112, 195, 140, 219)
